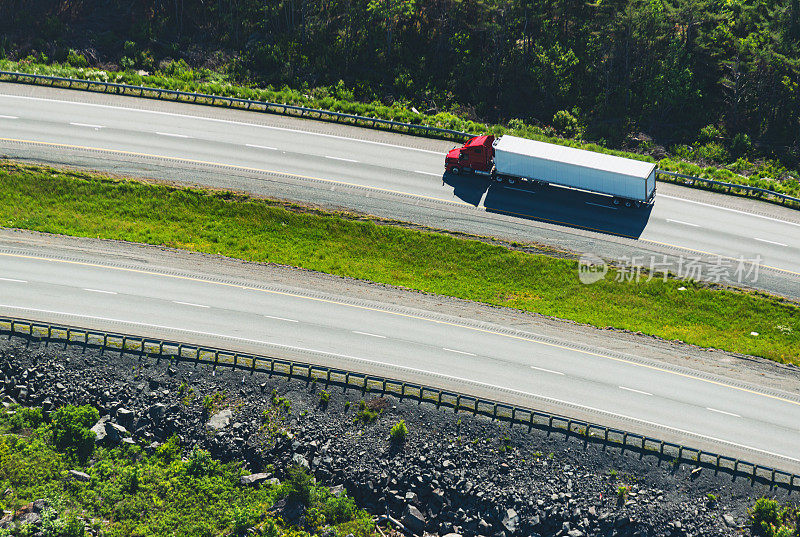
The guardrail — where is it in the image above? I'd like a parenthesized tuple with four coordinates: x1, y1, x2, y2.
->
(657, 170, 800, 209)
(0, 70, 473, 142)
(2, 315, 798, 492)
(2, 70, 798, 210)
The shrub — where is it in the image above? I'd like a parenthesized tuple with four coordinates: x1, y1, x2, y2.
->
(730, 132, 752, 158)
(553, 110, 581, 138)
(156, 435, 182, 463)
(698, 124, 722, 144)
(318, 390, 330, 408)
(51, 405, 99, 463)
(185, 448, 219, 478)
(390, 420, 408, 443)
(750, 498, 797, 536)
(281, 465, 315, 506)
(6, 405, 44, 431)
(66, 49, 88, 68)
(616, 485, 629, 506)
(354, 400, 378, 424)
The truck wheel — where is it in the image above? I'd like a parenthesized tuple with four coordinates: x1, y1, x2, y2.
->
(507, 177, 517, 185)
(612, 198, 621, 206)
(495, 175, 504, 183)
(624, 200, 632, 207)
(450, 167, 460, 175)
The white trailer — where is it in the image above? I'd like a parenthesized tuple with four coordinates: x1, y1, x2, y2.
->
(492, 136, 657, 207)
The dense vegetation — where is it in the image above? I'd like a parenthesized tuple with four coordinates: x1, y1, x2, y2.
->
(2, 0, 800, 193)
(0, 403, 374, 536)
(1, 161, 798, 363)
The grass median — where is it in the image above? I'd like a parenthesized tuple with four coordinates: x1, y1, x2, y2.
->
(1, 161, 798, 364)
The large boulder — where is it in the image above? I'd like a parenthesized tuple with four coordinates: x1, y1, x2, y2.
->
(208, 409, 232, 430)
(240, 473, 272, 486)
(402, 504, 427, 534)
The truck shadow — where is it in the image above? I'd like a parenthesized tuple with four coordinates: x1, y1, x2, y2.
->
(443, 173, 653, 239)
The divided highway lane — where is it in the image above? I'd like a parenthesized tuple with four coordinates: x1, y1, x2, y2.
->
(1, 251, 800, 473)
(1, 89, 799, 296)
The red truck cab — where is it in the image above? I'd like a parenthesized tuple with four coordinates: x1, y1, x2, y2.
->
(445, 135, 495, 175)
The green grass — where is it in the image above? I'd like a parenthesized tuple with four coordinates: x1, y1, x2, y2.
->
(3, 58, 799, 201)
(0, 404, 374, 537)
(1, 162, 798, 364)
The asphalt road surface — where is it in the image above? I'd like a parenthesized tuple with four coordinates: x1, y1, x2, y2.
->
(0, 245, 799, 473)
(0, 84, 799, 299)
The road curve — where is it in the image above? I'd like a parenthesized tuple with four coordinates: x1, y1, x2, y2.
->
(0, 84, 799, 298)
(1, 242, 799, 473)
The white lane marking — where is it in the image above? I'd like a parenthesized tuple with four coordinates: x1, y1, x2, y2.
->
(706, 407, 741, 418)
(666, 218, 700, 228)
(660, 194, 800, 228)
(353, 330, 386, 339)
(530, 366, 565, 376)
(619, 386, 653, 396)
(585, 201, 617, 210)
(156, 132, 190, 138)
(0, 94, 442, 154)
(264, 314, 298, 323)
(1, 302, 798, 465)
(70, 122, 104, 128)
(0, 115, 19, 119)
(325, 155, 358, 163)
(754, 237, 788, 247)
(506, 187, 535, 194)
(246, 143, 278, 150)
(415, 170, 441, 177)
(443, 347, 476, 356)
(172, 300, 209, 308)
(83, 288, 117, 294)
(0, 277, 27, 283)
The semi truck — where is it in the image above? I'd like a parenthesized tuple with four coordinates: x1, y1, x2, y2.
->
(444, 135, 656, 207)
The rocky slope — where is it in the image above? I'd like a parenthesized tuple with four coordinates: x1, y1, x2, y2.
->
(0, 336, 789, 537)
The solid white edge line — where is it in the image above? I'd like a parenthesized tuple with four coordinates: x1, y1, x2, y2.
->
(156, 132, 190, 138)
(246, 144, 278, 150)
(443, 347, 476, 356)
(753, 237, 789, 247)
(660, 194, 800, 228)
(82, 288, 117, 294)
(264, 315, 298, 323)
(619, 386, 653, 396)
(70, 122, 104, 128)
(172, 300, 209, 308)
(666, 218, 701, 228)
(706, 407, 741, 418)
(353, 331, 387, 339)
(506, 186, 536, 194)
(415, 170, 441, 177)
(530, 366, 565, 376)
(0, 94, 442, 155)
(0, 115, 19, 119)
(325, 155, 358, 163)
(1, 302, 797, 465)
(0, 277, 27, 283)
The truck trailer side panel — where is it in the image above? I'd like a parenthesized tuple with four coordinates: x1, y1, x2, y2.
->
(493, 136, 656, 203)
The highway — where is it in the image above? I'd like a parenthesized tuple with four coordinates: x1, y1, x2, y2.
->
(1, 242, 799, 472)
(0, 84, 799, 298)
(1, 83, 800, 472)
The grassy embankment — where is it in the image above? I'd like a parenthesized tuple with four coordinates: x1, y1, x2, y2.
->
(2, 58, 799, 201)
(0, 404, 372, 537)
(1, 162, 798, 364)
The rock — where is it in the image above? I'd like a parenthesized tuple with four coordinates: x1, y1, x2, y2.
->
(31, 500, 50, 513)
(402, 504, 427, 533)
(148, 403, 166, 423)
(90, 416, 110, 442)
(240, 473, 272, 486)
(17, 511, 42, 526)
(567, 531, 585, 537)
(501, 508, 518, 533)
(68, 470, 90, 482)
(292, 454, 309, 470)
(116, 407, 134, 425)
(723, 514, 736, 527)
(208, 409, 232, 430)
